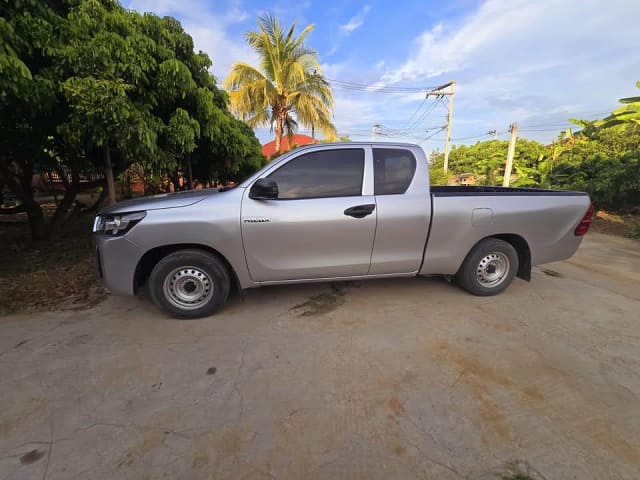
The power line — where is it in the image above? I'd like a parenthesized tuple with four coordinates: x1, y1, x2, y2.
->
(379, 124, 447, 134)
(420, 127, 447, 143)
(406, 98, 441, 131)
(404, 99, 427, 128)
(326, 78, 436, 93)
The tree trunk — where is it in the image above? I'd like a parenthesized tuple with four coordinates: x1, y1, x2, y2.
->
(7, 160, 48, 242)
(187, 157, 193, 190)
(24, 198, 47, 242)
(85, 184, 108, 212)
(104, 144, 116, 205)
(47, 185, 78, 238)
(275, 113, 284, 153)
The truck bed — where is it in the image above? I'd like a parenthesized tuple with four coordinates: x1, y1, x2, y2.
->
(431, 186, 589, 196)
(421, 186, 591, 278)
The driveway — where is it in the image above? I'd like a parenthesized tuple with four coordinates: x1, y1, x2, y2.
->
(1, 232, 639, 479)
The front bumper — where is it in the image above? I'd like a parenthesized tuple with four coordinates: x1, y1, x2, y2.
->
(93, 234, 143, 296)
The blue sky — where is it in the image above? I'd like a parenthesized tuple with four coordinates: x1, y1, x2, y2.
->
(125, 0, 639, 150)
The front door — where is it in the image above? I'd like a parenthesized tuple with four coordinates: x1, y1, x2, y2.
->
(241, 147, 376, 282)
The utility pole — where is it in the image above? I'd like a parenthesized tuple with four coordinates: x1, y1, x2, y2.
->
(371, 123, 381, 141)
(426, 81, 455, 172)
(503, 123, 518, 187)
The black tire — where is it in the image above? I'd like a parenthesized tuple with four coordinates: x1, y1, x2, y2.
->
(149, 249, 230, 319)
(455, 238, 519, 296)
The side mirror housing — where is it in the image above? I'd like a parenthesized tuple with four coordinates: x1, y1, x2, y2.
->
(249, 178, 278, 200)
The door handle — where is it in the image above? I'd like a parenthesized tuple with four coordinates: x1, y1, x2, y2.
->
(344, 204, 376, 218)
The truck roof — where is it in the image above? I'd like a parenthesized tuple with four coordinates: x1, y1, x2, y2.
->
(293, 141, 420, 150)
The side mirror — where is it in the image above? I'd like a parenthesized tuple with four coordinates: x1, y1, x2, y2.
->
(249, 178, 278, 200)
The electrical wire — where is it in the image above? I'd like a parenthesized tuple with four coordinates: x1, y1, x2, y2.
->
(419, 127, 447, 143)
(403, 98, 440, 131)
(404, 98, 427, 128)
(326, 78, 436, 93)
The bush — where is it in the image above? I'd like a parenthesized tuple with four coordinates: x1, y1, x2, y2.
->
(429, 165, 451, 185)
(552, 153, 640, 210)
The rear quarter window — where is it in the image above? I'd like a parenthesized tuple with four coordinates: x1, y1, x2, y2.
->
(373, 148, 417, 195)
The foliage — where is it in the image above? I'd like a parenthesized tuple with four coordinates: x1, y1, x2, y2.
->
(431, 139, 546, 185)
(628, 220, 640, 239)
(426, 81, 640, 211)
(224, 15, 337, 153)
(551, 141, 640, 210)
(428, 164, 451, 185)
(0, 0, 264, 240)
(576, 80, 640, 129)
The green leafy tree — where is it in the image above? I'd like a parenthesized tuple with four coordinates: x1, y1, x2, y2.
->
(0, 0, 264, 240)
(0, 0, 72, 239)
(428, 165, 451, 185)
(431, 138, 546, 185)
(224, 15, 337, 153)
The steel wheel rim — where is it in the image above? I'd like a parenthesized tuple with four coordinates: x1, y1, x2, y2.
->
(163, 266, 213, 310)
(476, 252, 510, 288)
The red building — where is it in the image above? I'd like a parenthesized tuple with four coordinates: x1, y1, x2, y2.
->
(261, 133, 318, 159)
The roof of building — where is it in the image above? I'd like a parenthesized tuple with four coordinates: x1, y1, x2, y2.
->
(261, 134, 318, 158)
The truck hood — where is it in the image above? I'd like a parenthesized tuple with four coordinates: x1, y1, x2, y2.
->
(99, 189, 218, 215)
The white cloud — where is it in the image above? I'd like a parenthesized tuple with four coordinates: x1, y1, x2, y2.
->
(185, 22, 258, 80)
(126, 0, 640, 146)
(339, 5, 371, 34)
(125, 0, 257, 79)
(384, 0, 638, 83)
(368, 0, 640, 145)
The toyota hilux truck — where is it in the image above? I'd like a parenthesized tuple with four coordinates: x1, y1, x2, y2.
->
(93, 142, 593, 318)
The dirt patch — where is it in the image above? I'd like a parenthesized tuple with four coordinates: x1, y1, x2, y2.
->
(0, 215, 107, 316)
(591, 211, 640, 238)
(19, 449, 46, 465)
(392, 445, 407, 456)
(434, 341, 516, 441)
(495, 460, 546, 480)
(586, 418, 640, 465)
(0, 256, 107, 316)
(192, 455, 209, 469)
(540, 268, 562, 277)
(290, 283, 347, 317)
(388, 397, 406, 417)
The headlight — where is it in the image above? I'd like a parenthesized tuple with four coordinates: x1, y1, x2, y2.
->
(93, 211, 146, 235)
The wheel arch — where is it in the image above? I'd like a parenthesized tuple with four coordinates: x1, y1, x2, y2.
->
(462, 233, 532, 281)
(134, 243, 241, 294)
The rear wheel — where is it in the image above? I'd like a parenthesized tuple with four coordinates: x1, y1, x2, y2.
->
(455, 238, 518, 296)
(149, 249, 230, 318)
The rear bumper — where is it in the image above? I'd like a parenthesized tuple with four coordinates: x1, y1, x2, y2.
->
(93, 234, 143, 296)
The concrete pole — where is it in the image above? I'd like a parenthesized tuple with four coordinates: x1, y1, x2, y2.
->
(371, 124, 380, 141)
(503, 123, 518, 187)
(443, 81, 455, 173)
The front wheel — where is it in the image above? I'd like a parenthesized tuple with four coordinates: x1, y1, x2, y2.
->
(455, 238, 518, 296)
(149, 249, 230, 318)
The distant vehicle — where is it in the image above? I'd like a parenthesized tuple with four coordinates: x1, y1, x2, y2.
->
(93, 142, 593, 318)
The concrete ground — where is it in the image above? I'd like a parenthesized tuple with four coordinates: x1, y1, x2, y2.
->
(1, 232, 639, 480)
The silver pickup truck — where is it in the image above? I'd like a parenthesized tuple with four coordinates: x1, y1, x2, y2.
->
(93, 142, 593, 318)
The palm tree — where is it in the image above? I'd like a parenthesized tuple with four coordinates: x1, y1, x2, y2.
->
(224, 15, 337, 153)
